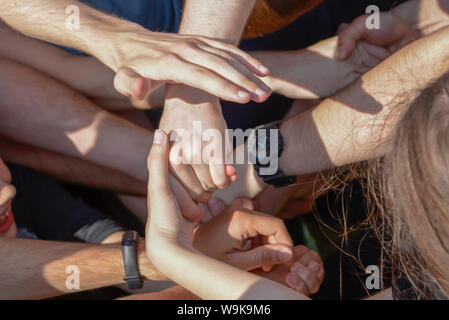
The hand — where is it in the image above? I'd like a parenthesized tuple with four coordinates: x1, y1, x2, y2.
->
(253, 36, 389, 100)
(193, 200, 294, 271)
(253, 245, 324, 296)
(336, 11, 413, 61)
(146, 130, 197, 253)
(160, 85, 237, 202)
(107, 25, 272, 104)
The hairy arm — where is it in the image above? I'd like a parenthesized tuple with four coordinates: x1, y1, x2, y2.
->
(216, 26, 449, 200)
(279, 26, 449, 176)
(180, 0, 256, 43)
(0, 237, 164, 300)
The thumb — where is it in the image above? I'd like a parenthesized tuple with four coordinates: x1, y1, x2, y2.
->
(147, 130, 170, 196)
(114, 67, 152, 100)
(227, 244, 293, 271)
(337, 15, 367, 60)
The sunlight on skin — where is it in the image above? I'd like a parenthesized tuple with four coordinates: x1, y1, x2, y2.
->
(65, 112, 105, 155)
(213, 144, 265, 205)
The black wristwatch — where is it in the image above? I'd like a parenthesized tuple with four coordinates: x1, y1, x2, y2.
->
(121, 231, 143, 290)
(247, 121, 296, 188)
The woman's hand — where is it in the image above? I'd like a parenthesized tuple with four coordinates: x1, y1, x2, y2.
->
(193, 201, 294, 271)
(146, 130, 198, 257)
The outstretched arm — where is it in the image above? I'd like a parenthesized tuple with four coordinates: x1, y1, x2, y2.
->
(0, 0, 266, 102)
(0, 237, 164, 300)
(215, 26, 449, 201)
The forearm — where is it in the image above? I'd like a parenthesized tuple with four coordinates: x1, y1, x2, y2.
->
(252, 37, 366, 99)
(0, 238, 162, 299)
(0, 26, 119, 103)
(0, 137, 146, 196)
(0, 58, 152, 181)
(280, 26, 449, 176)
(0, 0, 142, 70)
(393, 0, 449, 37)
(179, 0, 256, 44)
(150, 241, 305, 300)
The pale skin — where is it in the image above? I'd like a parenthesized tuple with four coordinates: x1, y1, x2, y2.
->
(0, 0, 269, 103)
(0, 0, 271, 200)
(160, 0, 269, 195)
(216, 24, 449, 204)
(0, 155, 317, 299)
(146, 130, 391, 299)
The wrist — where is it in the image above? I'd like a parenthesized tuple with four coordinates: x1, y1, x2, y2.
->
(165, 84, 220, 107)
(88, 20, 147, 71)
(137, 243, 167, 281)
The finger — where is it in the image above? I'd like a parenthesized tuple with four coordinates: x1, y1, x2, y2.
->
(227, 243, 292, 271)
(226, 165, 238, 182)
(210, 163, 229, 189)
(192, 164, 217, 192)
(337, 23, 350, 34)
(294, 246, 322, 268)
(358, 42, 390, 66)
(195, 36, 270, 76)
(192, 44, 272, 102)
(147, 130, 170, 195)
(337, 15, 368, 60)
(308, 260, 325, 283)
(169, 140, 212, 203)
(114, 67, 152, 99)
(286, 273, 309, 295)
(153, 54, 253, 104)
(208, 198, 227, 216)
(289, 262, 320, 294)
(170, 175, 203, 222)
(199, 202, 214, 223)
(249, 214, 293, 247)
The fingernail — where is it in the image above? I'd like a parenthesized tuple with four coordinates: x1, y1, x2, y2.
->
(287, 273, 299, 286)
(309, 261, 321, 273)
(154, 129, 163, 145)
(226, 165, 236, 176)
(259, 65, 270, 74)
(237, 90, 251, 100)
(255, 88, 267, 99)
(278, 248, 292, 262)
(338, 46, 347, 59)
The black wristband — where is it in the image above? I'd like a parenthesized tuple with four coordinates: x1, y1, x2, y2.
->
(249, 121, 296, 188)
(121, 231, 143, 290)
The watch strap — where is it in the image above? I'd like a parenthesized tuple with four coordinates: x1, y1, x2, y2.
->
(121, 231, 143, 290)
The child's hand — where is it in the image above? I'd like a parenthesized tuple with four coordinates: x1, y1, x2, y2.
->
(253, 245, 324, 296)
(194, 199, 294, 271)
